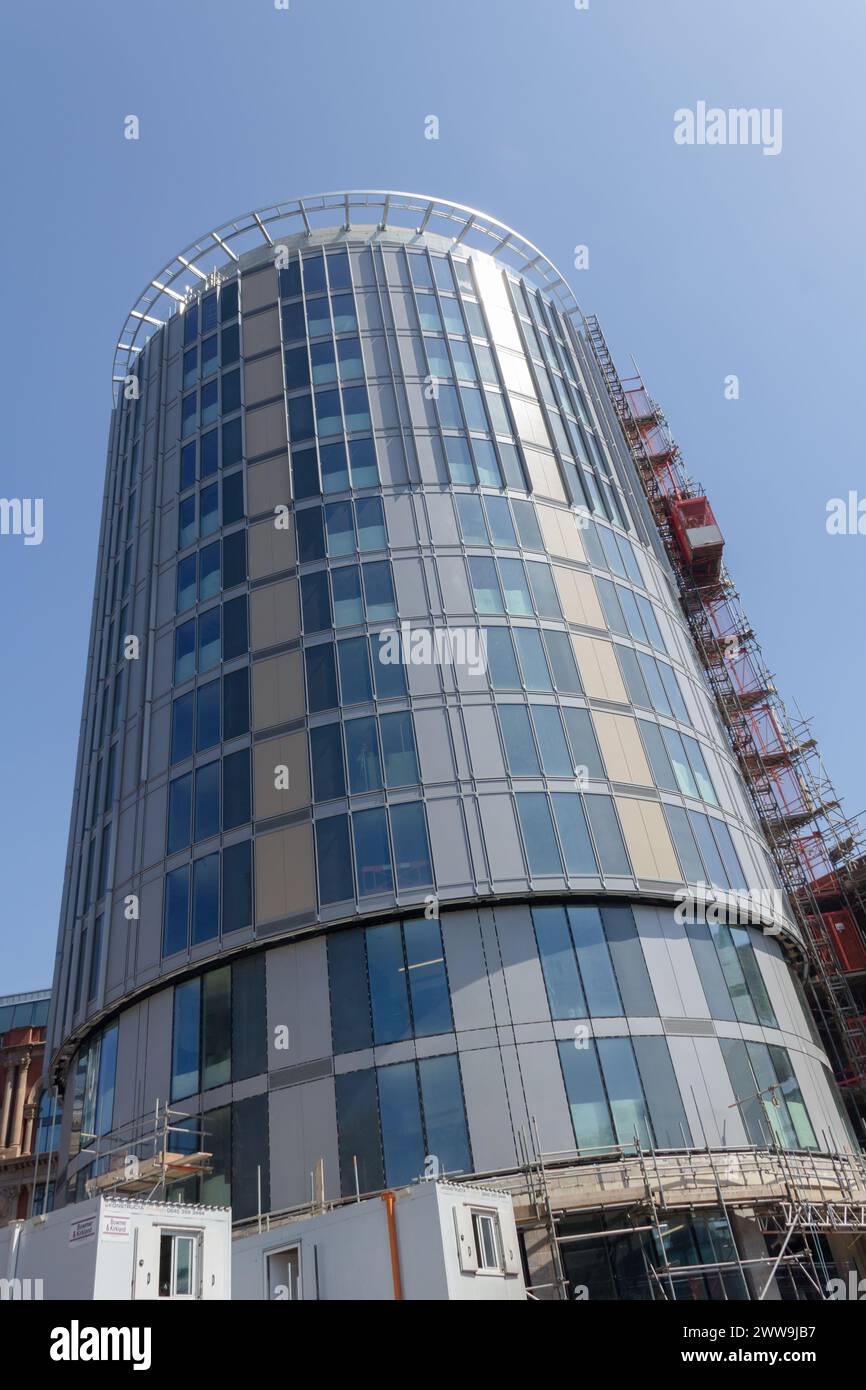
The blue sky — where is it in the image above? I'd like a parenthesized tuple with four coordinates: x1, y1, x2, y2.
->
(1, 0, 864, 992)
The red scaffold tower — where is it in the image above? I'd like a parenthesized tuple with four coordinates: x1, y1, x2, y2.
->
(584, 314, 866, 1134)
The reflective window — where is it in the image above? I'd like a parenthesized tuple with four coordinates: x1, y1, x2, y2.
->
(568, 905, 622, 1015)
(192, 853, 219, 944)
(311, 723, 345, 800)
(202, 967, 231, 1091)
(469, 557, 503, 614)
(456, 493, 486, 544)
(332, 565, 364, 627)
(543, 630, 582, 693)
(499, 704, 540, 775)
(345, 716, 382, 792)
(177, 555, 196, 613)
(194, 760, 220, 841)
(534, 906, 586, 1018)
(767, 1045, 818, 1150)
(222, 841, 252, 934)
(558, 1040, 616, 1152)
(356, 497, 386, 550)
(196, 679, 220, 751)
(511, 628, 549, 690)
(367, 922, 412, 1044)
(362, 561, 396, 620)
(378, 1062, 426, 1186)
(551, 794, 598, 875)
(664, 804, 705, 881)
(499, 558, 533, 616)
(516, 792, 562, 874)
(171, 692, 194, 763)
(335, 1069, 384, 1197)
(337, 636, 372, 704)
(222, 748, 251, 830)
(532, 705, 572, 774)
(602, 904, 657, 1016)
(485, 627, 521, 689)
(371, 632, 407, 698)
(198, 607, 220, 672)
(171, 980, 201, 1101)
(223, 595, 248, 659)
(201, 482, 219, 535)
(597, 1037, 652, 1150)
(163, 866, 189, 956)
(353, 808, 393, 896)
(418, 1053, 471, 1178)
(306, 643, 338, 712)
(175, 620, 196, 684)
(328, 930, 372, 1053)
(380, 711, 419, 786)
(349, 438, 379, 488)
(316, 814, 354, 905)
(390, 802, 433, 888)
(167, 773, 192, 853)
(483, 495, 517, 546)
(301, 572, 332, 632)
(223, 668, 249, 740)
(562, 708, 604, 780)
(179, 495, 196, 548)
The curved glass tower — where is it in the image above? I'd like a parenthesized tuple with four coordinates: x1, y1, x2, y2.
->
(46, 192, 863, 1298)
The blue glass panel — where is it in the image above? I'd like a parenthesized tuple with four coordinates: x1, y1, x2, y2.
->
(305, 643, 338, 712)
(514, 628, 551, 689)
(349, 438, 378, 488)
(337, 635, 373, 704)
(403, 917, 451, 1034)
(418, 1054, 471, 1178)
(310, 723, 345, 800)
(345, 716, 382, 793)
(198, 606, 220, 672)
(301, 571, 332, 632)
(320, 441, 349, 493)
(390, 802, 433, 888)
(353, 807, 393, 896)
(171, 980, 200, 1101)
(163, 866, 189, 956)
(568, 905, 622, 1015)
(194, 760, 220, 841)
(378, 1061, 425, 1187)
(533, 906, 586, 1018)
(167, 773, 192, 853)
(196, 679, 220, 751)
(367, 922, 411, 1044)
(192, 854, 219, 944)
(558, 1040, 615, 1152)
(316, 814, 354, 904)
(332, 565, 363, 627)
(171, 692, 194, 763)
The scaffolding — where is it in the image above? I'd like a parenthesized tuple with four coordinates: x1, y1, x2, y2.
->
(464, 1123, 866, 1301)
(82, 1101, 212, 1201)
(582, 315, 866, 1129)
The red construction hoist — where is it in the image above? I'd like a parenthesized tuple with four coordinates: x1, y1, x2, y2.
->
(583, 314, 866, 1131)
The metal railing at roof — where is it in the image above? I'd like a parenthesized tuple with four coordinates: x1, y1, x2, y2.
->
(112, 190, 581, 401)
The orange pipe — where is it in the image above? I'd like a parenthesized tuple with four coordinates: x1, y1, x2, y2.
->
(380, 1191, 403, 1301)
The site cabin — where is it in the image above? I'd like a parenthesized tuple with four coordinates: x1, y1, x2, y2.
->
(231, 1181, 526, 1301)
(0, 1194, 231, 1301)
(1, 1181, 525, 1301)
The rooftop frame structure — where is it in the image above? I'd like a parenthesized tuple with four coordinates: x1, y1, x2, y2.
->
(112, 190, 580, 400)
